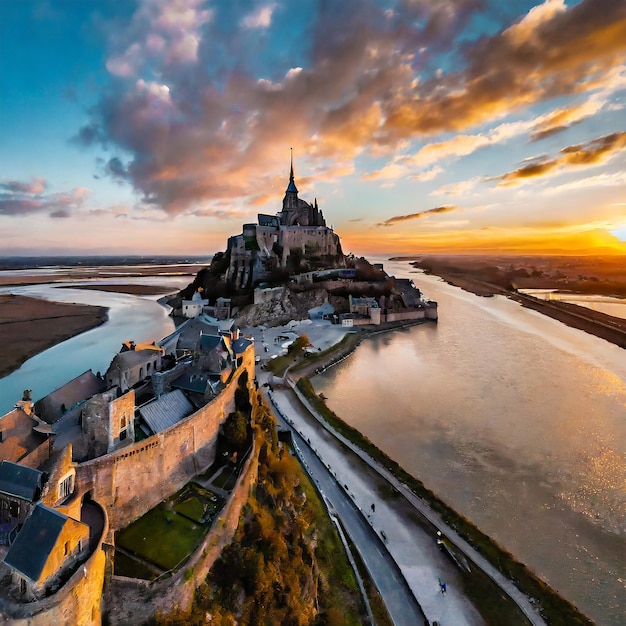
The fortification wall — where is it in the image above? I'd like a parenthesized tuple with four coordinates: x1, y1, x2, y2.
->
(75, 359, 253, 539)
(280, 228, 339, 261)
(104, 432, 260, 625)
(383, 309, 427, 323)
(0, 504, 108, 626)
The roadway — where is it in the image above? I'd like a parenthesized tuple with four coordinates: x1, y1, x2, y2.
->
(259, 371, 487, 626)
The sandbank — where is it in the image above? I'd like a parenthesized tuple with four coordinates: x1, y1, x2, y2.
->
(0, 294, 108, 378)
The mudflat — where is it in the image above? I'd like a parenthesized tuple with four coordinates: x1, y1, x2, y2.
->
(0, 294, 108, 378)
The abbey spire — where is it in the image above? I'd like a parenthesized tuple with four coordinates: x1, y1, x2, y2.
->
(283, 148, 299, 210)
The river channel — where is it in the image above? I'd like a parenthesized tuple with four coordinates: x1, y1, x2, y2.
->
(0, 276, 188, 415)
(312, 259, 625, 626)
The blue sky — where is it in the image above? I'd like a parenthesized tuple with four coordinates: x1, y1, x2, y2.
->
(1, 0, 625, 256)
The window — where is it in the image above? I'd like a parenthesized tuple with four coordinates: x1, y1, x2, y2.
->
(10, 500, 20, 518)
(119, 414, 128, 441)
(58, 474, 74, 500)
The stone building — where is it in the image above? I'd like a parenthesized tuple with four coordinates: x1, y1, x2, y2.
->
(0, 391, 51, 469)
(181, 290, 208, 318)
(4, 502, 90, 601)
(226, 154, 344, 290)
(105, 342, 163, 392)
(0, 460, 44, 531)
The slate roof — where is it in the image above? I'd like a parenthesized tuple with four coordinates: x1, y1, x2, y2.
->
(174, 318, 220, 351)
(170, 371, 210, 394)
(395, 278, 423, 308)
(200, 334, 222, 353)
(232, 337, 253, 355)
(139, 390, 194, 434)
(114, 348, 158, 370)
(4, 504, 68, 581)
(34, 370, 104, 424)
(0, 461, 43, 501)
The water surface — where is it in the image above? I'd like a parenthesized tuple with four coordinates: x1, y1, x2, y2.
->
(313, 260, 625, 626)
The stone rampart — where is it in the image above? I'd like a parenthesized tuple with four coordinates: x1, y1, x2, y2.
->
(104, 431, 260, 625)
(0, 503, 108, 626)
(75, 360, 253, 540)
(382, 309, 427, 323)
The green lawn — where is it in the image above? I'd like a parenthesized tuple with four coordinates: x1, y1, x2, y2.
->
(115, 483, 223, 574)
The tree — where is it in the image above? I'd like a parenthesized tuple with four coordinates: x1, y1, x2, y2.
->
(288, 334, 311, 355)
(223, 411, 248, 451)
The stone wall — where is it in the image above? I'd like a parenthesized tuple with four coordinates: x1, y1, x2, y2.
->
(75, 359, 253, 540)
(105, 432, 260, 625)
(382, 309, 427, 323)
(0, 504, 108, 626)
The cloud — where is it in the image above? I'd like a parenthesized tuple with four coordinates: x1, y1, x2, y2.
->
(105, 0, 213, 77)
(378, 205, 457, 227)
(432, 179, 479, 196)
(0, 177, 47, 195)
(0, 178, 91, 217)
(241, 3, 277, 29)
(382, 0, 626, 140)
(79, 0, 626, 217)
(493, 131, 626, 186)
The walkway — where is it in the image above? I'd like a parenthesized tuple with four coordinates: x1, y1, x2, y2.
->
(277, 378, 547, 626)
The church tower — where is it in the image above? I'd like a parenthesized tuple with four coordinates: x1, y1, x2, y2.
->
(282, 148, 300, 211)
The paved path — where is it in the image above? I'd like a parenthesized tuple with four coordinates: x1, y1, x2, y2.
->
(260, 372, 488, 626)
(275, 377, 547, 626)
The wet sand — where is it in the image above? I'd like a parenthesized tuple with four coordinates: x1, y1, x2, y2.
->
(0, 282, 177, 379)
(0, 294, 109, 378)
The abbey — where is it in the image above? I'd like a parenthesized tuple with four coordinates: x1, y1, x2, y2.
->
(226, 153, 345, 290)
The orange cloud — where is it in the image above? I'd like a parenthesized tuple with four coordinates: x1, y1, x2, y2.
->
(383, 0, 626, 140)
(377, 205, 457, 227)
(494, 131, 626, 186)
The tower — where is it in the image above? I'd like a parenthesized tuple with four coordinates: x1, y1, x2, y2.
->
(282, 148, 299, 211)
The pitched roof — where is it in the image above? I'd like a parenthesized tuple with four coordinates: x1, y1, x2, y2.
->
(34, 370, 104, 424)
(200, 334, 223, 353)
(4, 504, 69, 581)
(139, 390, 193, 434)
(170, 371, 211, 394)
(0, 461, 43, 501)
(232, 337, 253, 355)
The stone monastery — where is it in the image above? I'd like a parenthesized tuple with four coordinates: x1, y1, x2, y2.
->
(0, 157, 437, 624)
(226, 152, 344, 290)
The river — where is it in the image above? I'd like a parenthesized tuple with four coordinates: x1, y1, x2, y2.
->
(0, 276, 189, 415)
(312, 259, 625, 626)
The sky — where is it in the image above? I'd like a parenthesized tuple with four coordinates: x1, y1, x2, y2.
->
(1, 0, 625, 257)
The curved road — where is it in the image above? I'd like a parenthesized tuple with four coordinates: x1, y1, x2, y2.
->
(261, 374, 489, 626)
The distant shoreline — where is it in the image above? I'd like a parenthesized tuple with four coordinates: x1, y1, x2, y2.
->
(0, 283, 179, 379)
(402, 258, 626, 349)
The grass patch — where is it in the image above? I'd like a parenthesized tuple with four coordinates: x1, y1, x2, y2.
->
(113, 551, 160, 581)
(296, 376, 593, 626)
(116, 483, 223, 574)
